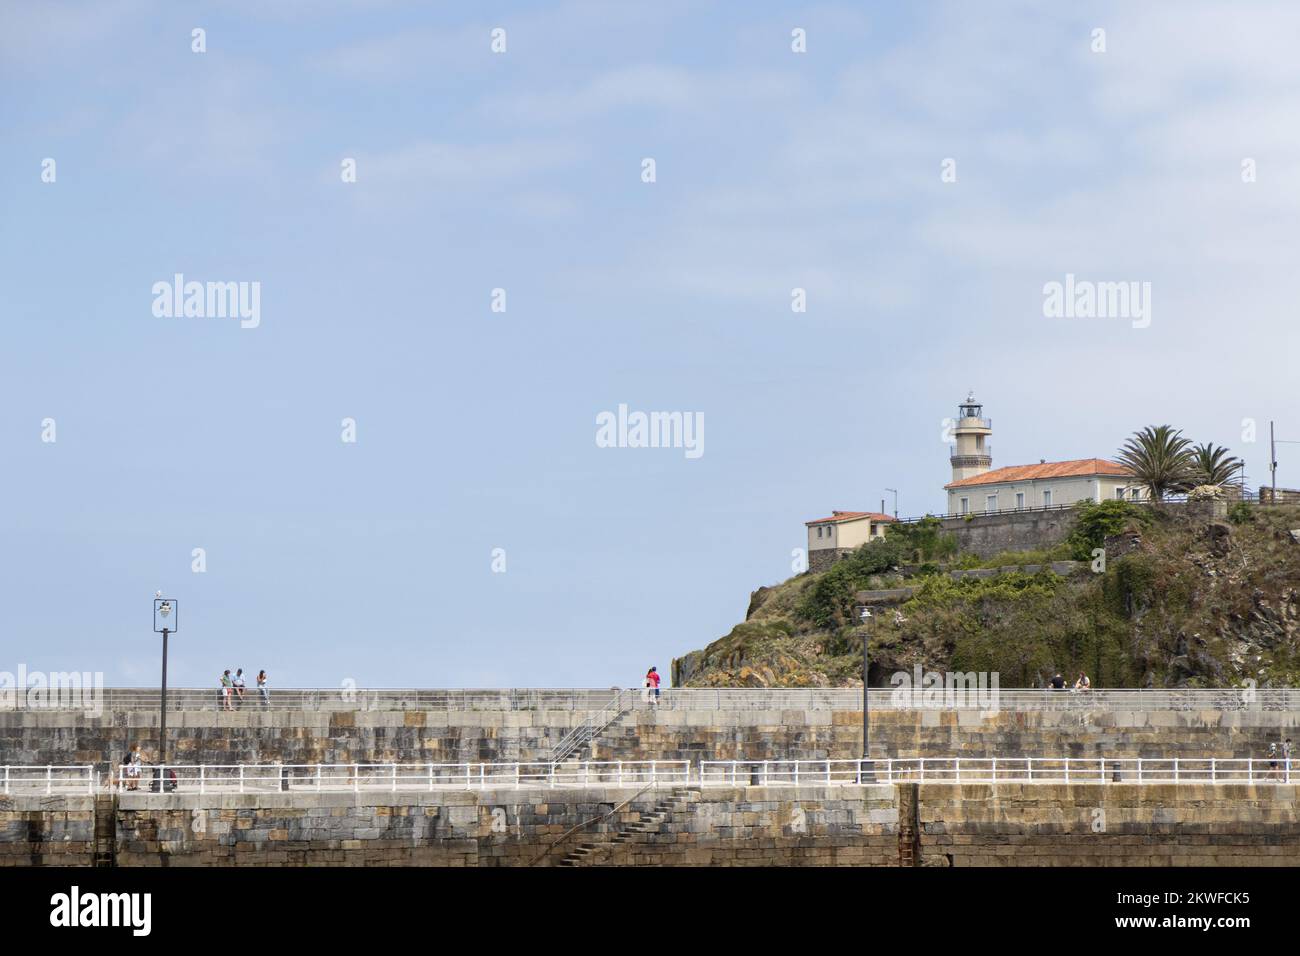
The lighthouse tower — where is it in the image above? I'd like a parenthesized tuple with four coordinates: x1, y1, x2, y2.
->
(950, 392, 992, 483)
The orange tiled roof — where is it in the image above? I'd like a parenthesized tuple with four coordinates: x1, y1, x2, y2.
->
(805, 510, 897, 526)
(945, 458, 1132, 489)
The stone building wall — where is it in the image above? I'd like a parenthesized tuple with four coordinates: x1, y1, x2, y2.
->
(809, 548, 855, 573)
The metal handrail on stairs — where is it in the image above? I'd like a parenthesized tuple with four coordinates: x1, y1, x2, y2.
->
(549, 688, 635, 764)
(528, 781, 655, 867)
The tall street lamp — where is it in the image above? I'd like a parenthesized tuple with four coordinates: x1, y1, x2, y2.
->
(857, 605, 879, 762)
(153, 595, 178, 771)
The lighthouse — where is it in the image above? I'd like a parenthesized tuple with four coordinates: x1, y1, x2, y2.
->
(950, 392, 992, 483)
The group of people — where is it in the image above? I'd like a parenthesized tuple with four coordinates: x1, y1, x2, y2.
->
(1267, 739, 1294, 780)
(219, 668, 270, 709)
(1047, 672, 1091, 691)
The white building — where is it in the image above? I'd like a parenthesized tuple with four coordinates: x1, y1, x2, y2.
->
(805, 511, 896, 572)
(943, 394, 1142, 514)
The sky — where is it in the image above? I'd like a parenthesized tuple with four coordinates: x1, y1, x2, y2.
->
(2, 0, 1298, 689)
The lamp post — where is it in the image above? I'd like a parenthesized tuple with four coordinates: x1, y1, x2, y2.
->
(885, 488, 898, 519)
(153, 596, 178, 770)
(857, 605, 879, 761)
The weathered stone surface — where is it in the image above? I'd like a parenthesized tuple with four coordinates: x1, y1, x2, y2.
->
(6, 782, 1298, 867)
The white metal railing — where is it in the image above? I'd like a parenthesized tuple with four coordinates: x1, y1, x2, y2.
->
(8, 757, 1298, 795)
(6, 686, 1300, 713)
(0, 765, 96, 795)
(92, 760, 691, 795)
(698, 757, 1300, 786)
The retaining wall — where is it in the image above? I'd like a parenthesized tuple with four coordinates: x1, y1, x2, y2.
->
(6, 706, 1300, 770)
(6, 782, 1299, 867)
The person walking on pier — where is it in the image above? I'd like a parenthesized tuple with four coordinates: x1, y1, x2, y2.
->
(1285, 738, 1293, 782)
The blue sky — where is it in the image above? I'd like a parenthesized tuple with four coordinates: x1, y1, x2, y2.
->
(2, 1, 1298, 688)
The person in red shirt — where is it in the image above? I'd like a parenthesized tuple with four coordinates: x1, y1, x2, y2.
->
(645, 666, 661, 705)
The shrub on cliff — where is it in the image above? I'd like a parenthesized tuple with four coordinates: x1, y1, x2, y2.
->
(885, 515, 959, 562)
(1065, 499, 1153, 560)
(796, 537, 911, 628)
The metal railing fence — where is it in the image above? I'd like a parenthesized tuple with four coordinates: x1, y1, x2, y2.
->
(698, 757, 1299, 786)
(6, 756, 1298, 795)
(98, 760, 690, 794)
(0, 765, 96, 795)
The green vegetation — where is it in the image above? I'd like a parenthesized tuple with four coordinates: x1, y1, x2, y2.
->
(1064, 499, 1154, 560)
(1192, 443, 1244, 487)
(796, 536, 909, 628)
(1115, 426, 1244, 499)
(885, 516, 958, 562)
(677, 503, 1300, 689)
(1116, 425, 1196, 500)
(1228, 501, 1255, 525)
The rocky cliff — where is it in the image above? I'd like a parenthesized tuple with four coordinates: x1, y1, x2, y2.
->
(673, 503, 1300, 688)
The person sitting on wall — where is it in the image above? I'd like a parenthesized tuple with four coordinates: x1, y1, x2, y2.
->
(1074, 672, 1091, 692)
(1048, 673, 1066, 690)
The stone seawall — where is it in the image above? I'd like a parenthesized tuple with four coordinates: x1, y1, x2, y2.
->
(0, 709, 590, 769)
(916, 783, 1300, 867)
(7, 706, 1300, 770)
(6, 783, 1298, 867)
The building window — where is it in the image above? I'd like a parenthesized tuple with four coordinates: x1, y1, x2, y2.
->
(1130, 487, 1140, 500)
(817, 526, 823, 538)
(960, 497, 969, 515)
(1116, 487, 1125, 500)
(1043, 490, 1052, 507)
(986, 495, 998, 512)
(1015, 492, 1024, 510)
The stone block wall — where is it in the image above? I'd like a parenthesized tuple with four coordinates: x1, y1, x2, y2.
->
(591, 706, 1300, 763)
(587, 785, 899, 866)
(916, 783, 1300, 867)
(938, 509, 1076, 559)
(8, 782, 1298, 867)
(0, 709, 589, 770)
(7, 705, 1300, 773)
(0, 796, 95, 866)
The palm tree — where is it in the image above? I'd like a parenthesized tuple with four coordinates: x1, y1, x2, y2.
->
(1190, 443, 1243, 488)
(1116, 425, 1196, 500)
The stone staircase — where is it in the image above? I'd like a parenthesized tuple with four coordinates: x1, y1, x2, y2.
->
(558, 786, 700, 867)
